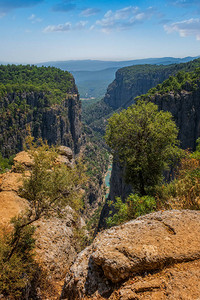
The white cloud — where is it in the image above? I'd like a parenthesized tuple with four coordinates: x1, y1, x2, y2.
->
(95, 6, 155, 33)
(28, 14, 42, 23)
(74, 20, 88, 30)
(43, 22, 71, 32)
(43, 20, 88, 32)
(28, 14, 35, 20)
(80, 8, 100, 17)
(167, 0, 200, 7)
(164, 18, 200, 40)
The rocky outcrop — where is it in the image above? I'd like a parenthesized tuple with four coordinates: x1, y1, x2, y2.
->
(0, 148, 83, 297)
(61, 210, 200, 299)
(104, 66, 172, 110)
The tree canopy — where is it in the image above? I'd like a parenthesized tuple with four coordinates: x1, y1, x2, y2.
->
(105, 100, 182, 195)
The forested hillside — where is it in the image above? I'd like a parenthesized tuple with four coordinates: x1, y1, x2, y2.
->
(0, 65, 82, 157)
(83, 58, 200, 137)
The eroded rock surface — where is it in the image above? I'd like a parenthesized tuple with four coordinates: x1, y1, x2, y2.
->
(61, 210, 200, 299)
(0, 149, 81, 297)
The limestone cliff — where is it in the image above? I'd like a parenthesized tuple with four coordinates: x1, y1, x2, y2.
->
(103, 58, 200, 110)
(0, 65, 82, 157)
(104, 65, 175, 109)
(0, 92, 81, 157)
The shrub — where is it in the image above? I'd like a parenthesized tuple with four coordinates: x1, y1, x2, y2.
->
(106, 194, 156, 228)
(0, 218, 36, 298)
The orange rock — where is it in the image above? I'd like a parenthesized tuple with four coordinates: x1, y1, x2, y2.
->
(0, 191, 28, 226)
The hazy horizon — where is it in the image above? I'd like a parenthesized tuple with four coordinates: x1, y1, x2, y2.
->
(0, 0, 200, 63)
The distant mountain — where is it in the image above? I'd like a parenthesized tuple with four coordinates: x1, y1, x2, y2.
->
(37, 56, 199, 72)
(36, 56, 199, 98)
(0, 57, 198, 98)
(71, 68, 117, 98)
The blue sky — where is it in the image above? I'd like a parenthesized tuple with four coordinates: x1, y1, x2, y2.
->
(0, 0, 200, 63)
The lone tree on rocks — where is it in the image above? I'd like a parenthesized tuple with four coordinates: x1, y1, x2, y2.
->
(105, 100, 182, 195)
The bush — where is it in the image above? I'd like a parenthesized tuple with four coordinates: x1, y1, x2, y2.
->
(19, 137, 86, 225)
(106, 194, 156, 228)
(0, 152, 14, 173)
(0, 218, 36, 299)
(156, 143, 200, 210)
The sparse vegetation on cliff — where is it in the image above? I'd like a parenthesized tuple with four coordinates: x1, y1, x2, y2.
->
(106, 194, 156, 228)
(19, 137, 86, 225)
(0, 218, 36, 299)
(0, 138, 87, 299)
(156, 139, 200, 210)
(0, 152, 14, 173)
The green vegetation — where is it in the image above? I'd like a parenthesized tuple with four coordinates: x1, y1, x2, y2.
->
(0, 64, 74, 105)
(0, 64, 78, 158)
(84, 141, 109, 182)
(0, 218, 36, 299)
(20, 137, 86, 224)
(157, 139, 200, 210)
(0, 152, 14, 173)
(106, 100, 182, 195)
(143, 68, 200, 96)
(0, 138, 87, 298)
(106, 139, 200, 228)
(106, 194, 156, 228)
(82, 99, 114, 132)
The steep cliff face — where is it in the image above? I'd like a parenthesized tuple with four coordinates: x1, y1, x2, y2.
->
(0, 87, 81, 158)
(104, 66, 173, 109)
(104, 59, 200, 110)
(152, 89, 200, 150)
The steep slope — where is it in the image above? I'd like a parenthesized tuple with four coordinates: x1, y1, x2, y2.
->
(0, 148, 85, 299)
(108, 66, 200, 203)
(104, 58, 200, 110)
(38, 57, 197, 99)
(0, 65, 82, 157)
(83, 59, 200, 136)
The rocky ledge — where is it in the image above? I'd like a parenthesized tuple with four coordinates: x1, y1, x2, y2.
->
(0, 147, 82, 298)
(61, 210, 200, 299)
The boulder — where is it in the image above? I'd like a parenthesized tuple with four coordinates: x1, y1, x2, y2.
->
(0, 172, 23, 192)
(61, 210, 200, 299)
(0, 191, 28, 226)
(57, 146, 73, 160)
(13, 151, 34, 168)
